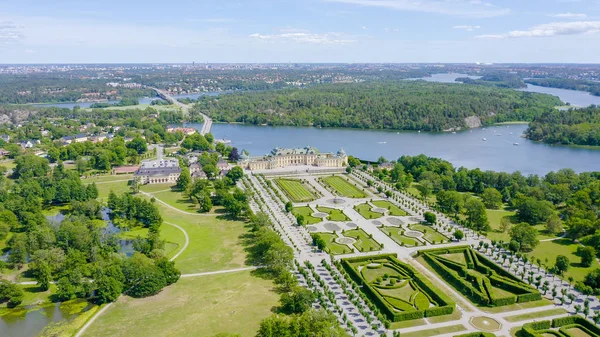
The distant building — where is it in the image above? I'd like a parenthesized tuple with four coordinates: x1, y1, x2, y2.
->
(0, 148, 9, 157)
(112, 165, 140, 175)
(0, 135, 9, 143)
(20, 140, 34, 149)
(61, 133, 88, 145)
(239, 146, 347, 170)
(191, 170, 207, 180)
(378, 162, 395, 170)
(134, 159, 181, 184)
(189, 162, 203, 174)
(217, 159, 229, 171)
(166, 127, 196, 135)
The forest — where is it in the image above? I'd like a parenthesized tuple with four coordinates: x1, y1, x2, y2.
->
(0, 155, 180, 307)
(525, 106, 600, 146)
(455, 72, 525, 88)
(195, 81, 561, 131)
(525, 78, 600, 97)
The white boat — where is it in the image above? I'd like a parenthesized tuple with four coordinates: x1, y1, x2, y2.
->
(497, 134, 502, 136)
(397, 132, 399, 134)
(418, 130, 421, 133)
(378, 141, 387, 144)
(452, 131, 456, 134)
(509, 132, 513, 135)
(482, 138, 487, 141)
(513, 142, 519, 146)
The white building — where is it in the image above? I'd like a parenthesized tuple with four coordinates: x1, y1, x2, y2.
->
(239, 146, 347, 171)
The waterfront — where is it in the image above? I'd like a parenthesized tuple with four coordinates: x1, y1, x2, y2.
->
(201, 123, 600, 175)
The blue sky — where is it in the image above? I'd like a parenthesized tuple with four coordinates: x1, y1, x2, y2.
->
(0, 0, 599, 63)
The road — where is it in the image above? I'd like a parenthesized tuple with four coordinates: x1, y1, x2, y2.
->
(151, 87, 212, 135)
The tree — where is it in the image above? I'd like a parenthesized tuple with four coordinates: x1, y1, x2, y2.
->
(34, 261, 52, 291)
(545, 215, 563, 235)
(500, 217, 511, 233)
(508, 240, 521, 253)
(423, 212, 436, 225)
(509, 223, 539, 251)
(514, 196, 554, 224)
(226, 166, 244, 183)
(285, 202, 293, 213)
(481, 187, 503, 209)
(296, 215, 305, 226)
(578, 246, 596, 268)
(464, 197, 489, 231)
(437, 190, 463, 217)
(155, 257, 181, 285)
(126, 137, 147, 154)
(122, 253, 167, 298)
(279, 286, 315, 314)
(453, 230, 464, 241)
(96, 275, 123, 304)
(228, 147, 240, 162)
(130, 177, 140, 194)
(176, 167, 191, 191)
(555, 255, 570, 276)
(416, 181, 433, 201)
(345, 166, 352, 174)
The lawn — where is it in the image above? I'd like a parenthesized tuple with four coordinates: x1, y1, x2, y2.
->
(503, 308, 567, 322)
(486, 208, 558, 242)
(344, 228, 382, 252)
(83, 174, 134, 183)
(409, 224, 449, 244)
(274, 178, 316, 202)
(81, 270, 279, 337)
(292, 206, 321, 225)
(321, 175, 366, 198)
(316, 206, 350, 221)
(380, 226, 422, 247)
(406, 183, 437, 203)
(371, 200, 408, 216)
(313, 232, 354, 254)
(140, 183, 175, 193)
(354, 203, 383, 219)
(87, 179, 131, 200)
(402, 324, 466, 337)
(529, 238, 600, 282)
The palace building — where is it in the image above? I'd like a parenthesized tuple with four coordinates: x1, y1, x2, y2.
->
(134, 159, 181, 184)
(239, 146, 347, 171)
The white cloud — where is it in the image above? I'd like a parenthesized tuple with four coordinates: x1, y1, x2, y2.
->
(324, 0, 510, 18)
(0, 20, 24, 46)
(476, 21, 600, 39)
(249, 31, 355, 45)
(361, 26, 368, 29)
(550, 12, 586, 18)
(453, 25, 481, 31)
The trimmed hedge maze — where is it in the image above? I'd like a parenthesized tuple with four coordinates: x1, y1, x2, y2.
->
(521, 316, 600, 337)
(274, 178, 316, 202)
(418, 246, 541, 307)
(341, 254, 455, 322)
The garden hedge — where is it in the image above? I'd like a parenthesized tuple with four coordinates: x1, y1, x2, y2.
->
(341, 254, 455, 321)
(521, 316, 600, 337)
(453, 333, 497, 337)
(420, 246, 540, 307)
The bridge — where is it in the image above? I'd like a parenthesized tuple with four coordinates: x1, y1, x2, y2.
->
(152, 88, 212, 135)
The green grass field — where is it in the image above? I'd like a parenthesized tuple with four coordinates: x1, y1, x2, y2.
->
(313, 232, 354, 254)
(344, 228, 382, 252)
(354, 203, 383, 219)
(529, 238, 600, 282)
(81, 270, 279, 337)
(371, 200, 408, 216)
(380, 226, 422, 247)
(274, 178, 316, 202)
(409, 224, 449, 244)
(292, 206, 321, 224)
(503, 308, 567, 322)
(316, 206, 350, 221)
(322, 176, 366, 198)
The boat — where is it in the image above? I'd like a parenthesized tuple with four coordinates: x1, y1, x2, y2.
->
(452, 131, 456, 134)
(378, 141, 387, 144)
(509, 132, 513, 135)
(497, 134, 502, 136)
(397, 132, 399, 134)
(482, 138, 487, 141)
(418, 130, 421, 133)
(513, 142, 519, 146)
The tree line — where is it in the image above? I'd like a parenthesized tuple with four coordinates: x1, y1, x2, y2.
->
(195, 81, 561, 132)
(525, 106, 600, 146)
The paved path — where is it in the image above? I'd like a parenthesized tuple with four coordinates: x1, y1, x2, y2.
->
(165, 221, 189, 261)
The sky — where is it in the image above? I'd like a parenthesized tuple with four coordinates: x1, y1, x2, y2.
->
(0, 0, 599, 63)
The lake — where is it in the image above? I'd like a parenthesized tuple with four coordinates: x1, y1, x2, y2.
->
(193, 122, 600, 176)
(416, 73, 600, 107)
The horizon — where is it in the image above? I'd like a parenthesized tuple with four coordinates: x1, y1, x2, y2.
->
(1, 0, 599, 63)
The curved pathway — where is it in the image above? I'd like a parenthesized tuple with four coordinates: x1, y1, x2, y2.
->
(75, 214, 191, 337)
(139, 190, 214, 217)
